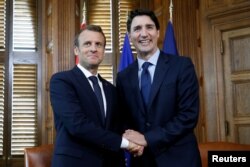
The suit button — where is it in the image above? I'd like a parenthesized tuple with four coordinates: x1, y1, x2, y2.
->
(146, 122, 151, 127)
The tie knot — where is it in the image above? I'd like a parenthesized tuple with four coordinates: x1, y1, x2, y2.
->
(142, 62, 151, 70)
(89, 76, 98, 85)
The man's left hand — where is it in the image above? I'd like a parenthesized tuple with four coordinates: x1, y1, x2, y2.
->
(123, 129, 147, 147)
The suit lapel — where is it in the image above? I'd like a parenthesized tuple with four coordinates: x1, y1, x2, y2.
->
(148, 52, 170, 110)
(72, 66, 94, 98)
(99, 75, 111, 128)
(72, 66, 106, 127)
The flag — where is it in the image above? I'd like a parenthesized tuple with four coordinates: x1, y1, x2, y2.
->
(124, 150, 131, 167)
(80, 16, 86, 30)
(75, 55, 79, 65)
(75, 16, 87, 64)
(119, 33, 134, 167)
(162, 21, 179, 56)
(118, 33, 134, 72)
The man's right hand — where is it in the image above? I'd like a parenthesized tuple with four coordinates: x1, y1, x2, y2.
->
(127, 141, 144, 157)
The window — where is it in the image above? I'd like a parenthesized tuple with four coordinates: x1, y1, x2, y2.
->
(0, 0, 5, 51)
(0, 0, 6, 157)
(0, 0, 41, 166)
(118, 0, 137, 53)
(87, 0, 113, 53)
(0, 64, 4, 155)
(82, 0, 139, 83)
(11, 64, 38, 155)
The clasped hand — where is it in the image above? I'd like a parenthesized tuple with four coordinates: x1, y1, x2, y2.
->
(123, 129, 147, 157)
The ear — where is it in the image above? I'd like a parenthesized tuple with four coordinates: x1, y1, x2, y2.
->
(74, 46, 79, 56)
(128, 32, 132, 41)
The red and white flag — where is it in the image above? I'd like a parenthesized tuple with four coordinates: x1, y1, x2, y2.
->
(75, 16, 86, 64)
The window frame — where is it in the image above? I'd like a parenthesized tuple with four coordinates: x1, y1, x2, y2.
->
(0, 0, 42, 166)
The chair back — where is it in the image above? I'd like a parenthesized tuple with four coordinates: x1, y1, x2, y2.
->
(24, 144, 54, 167)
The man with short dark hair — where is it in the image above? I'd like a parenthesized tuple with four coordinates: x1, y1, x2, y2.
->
(117, 9, 202, 167)
(50, 25, 140, 167)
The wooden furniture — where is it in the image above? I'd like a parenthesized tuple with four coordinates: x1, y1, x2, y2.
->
(24, 144, 54, 167)
(23, 142, 250, 167)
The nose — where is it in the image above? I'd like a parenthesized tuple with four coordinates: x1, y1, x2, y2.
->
(90, 44, 97, 52)
(140, 27, 148, 37)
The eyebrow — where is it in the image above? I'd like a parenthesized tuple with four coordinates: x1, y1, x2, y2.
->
(83, 41, 103, 44)
(146, 24, 155, 27)
(133, 23, 155, 29)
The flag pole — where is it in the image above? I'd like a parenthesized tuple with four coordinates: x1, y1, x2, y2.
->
(162, 0, 179, 56)
(80, 4, 86, 30)
(169, 0, 173, 23)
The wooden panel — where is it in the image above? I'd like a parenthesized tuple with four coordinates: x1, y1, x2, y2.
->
(230, 35, 250, 72)
(44, 0, 55, 144)
(200, 0, 250, 142)
(235, 83, 250, 116)
(237, 125, 250, 144)
(44, 17, 54, 144)
(205, 0, 227, 9)
(203, 0, 250, 15)
(231, 0, 250, 5)
(43, 0, 79, 144)
(154, 5, 166, 48)
(57, 0, 76, 70)
(222, 26, 250, 143)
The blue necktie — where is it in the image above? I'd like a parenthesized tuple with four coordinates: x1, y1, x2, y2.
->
(89, 76, 105, 124)
(141, 62, 152, 107)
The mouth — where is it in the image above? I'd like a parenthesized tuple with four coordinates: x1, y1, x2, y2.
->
(139, 39, 151, 46)
(88, 54, 98, 58)
(87, 55, 99, 61)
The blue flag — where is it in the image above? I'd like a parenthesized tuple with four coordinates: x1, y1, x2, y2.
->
(162, 21, 179, 56)
(119, 33, 133, 167)
(119, 33, 134, 72)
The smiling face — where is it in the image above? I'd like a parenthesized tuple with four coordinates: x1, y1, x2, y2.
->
(74, 29, 105, 73)
(128, 15, 159, 59)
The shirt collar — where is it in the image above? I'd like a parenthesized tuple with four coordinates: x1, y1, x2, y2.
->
(137, 48, 160, 70)
(77, 64, 99, 79)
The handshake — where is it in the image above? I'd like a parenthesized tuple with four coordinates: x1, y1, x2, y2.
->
(123, 129, 147, 157)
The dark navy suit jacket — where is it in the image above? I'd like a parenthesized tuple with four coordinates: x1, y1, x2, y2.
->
(116, 52, 202, 167)
(50, 66, 124, 167)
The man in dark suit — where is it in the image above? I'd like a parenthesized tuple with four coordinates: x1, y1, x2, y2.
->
(50, 25, 141, 167)
(116, 9, 202, 167)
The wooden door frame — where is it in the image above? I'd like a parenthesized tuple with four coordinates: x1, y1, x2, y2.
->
(221, 26, 250, 143)
(201, 6, 250, 141)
